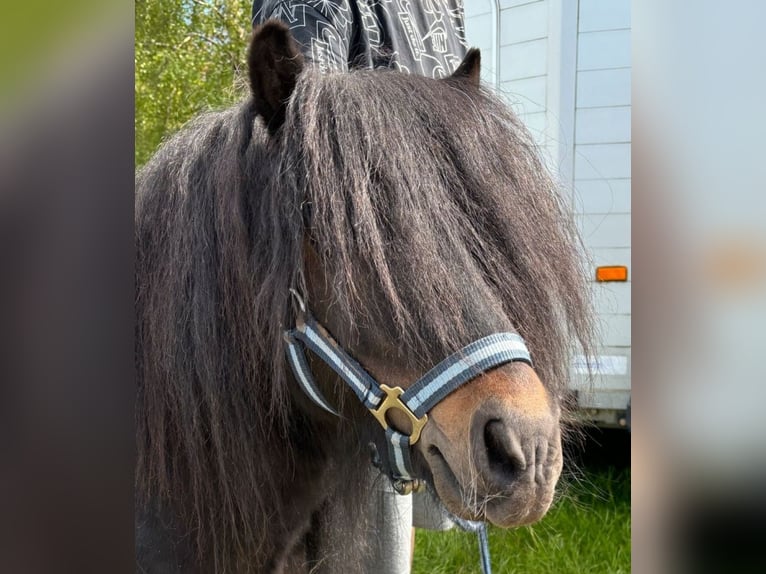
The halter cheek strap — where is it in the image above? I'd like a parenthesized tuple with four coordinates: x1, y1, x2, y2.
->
(283, 312, 532, 483)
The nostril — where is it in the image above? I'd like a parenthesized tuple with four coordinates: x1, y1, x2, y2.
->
(483, 420, 526, 482)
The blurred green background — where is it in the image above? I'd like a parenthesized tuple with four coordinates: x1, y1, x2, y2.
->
(0, 2, 92, 90)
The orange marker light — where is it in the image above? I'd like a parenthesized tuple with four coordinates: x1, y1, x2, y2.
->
(596, 266, 628, 282)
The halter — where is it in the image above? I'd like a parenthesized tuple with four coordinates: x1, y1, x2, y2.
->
(283, 290, 532, 483)
(283, 291, 533, 574)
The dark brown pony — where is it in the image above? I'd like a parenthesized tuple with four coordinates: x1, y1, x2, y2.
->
(136, 21, 593, 574)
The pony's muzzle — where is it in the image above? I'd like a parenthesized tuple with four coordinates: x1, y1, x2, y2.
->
(420, 363, 562, 527)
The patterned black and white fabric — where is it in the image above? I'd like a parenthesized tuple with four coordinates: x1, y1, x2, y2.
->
(252, 0, 468, 78)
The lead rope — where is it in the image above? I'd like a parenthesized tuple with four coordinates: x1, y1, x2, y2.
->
(478, 523, 492, 574)
(450, 515, 492, 574)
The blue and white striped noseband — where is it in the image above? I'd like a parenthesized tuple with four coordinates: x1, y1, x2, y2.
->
(283, 290, 533, 491)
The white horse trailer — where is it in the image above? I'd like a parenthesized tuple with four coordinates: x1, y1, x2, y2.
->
(464, 0, 631, 428)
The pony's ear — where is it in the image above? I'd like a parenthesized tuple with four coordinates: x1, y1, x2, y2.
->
(450, 48, 481, 86)
(247, 20, 304, 135)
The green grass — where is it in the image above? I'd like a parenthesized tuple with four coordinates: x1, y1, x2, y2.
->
(412, 467, 631, 573)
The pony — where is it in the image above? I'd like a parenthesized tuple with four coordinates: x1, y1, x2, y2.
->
(135, 21, 594, 573)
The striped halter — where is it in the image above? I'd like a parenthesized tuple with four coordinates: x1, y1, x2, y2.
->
(283, 290, 533, 492)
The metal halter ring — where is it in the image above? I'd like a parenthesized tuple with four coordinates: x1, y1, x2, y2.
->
(392, 478, 426, 495)
(369, 384, 429, 445)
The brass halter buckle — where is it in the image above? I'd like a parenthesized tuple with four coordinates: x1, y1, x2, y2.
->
(392, 478, 426, 495)
(370, 384, 428, 445)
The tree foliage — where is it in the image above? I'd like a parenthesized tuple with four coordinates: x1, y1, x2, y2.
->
(135, 0, 251, 167)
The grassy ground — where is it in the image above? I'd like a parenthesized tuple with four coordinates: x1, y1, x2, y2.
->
(412, 430, 631, 574)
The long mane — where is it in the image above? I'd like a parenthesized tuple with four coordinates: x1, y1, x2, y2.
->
(135, 67, 594, 571)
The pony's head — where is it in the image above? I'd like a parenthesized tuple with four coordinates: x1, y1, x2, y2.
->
(247, 22, 593, 527)
(136, 20, 594, 571)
